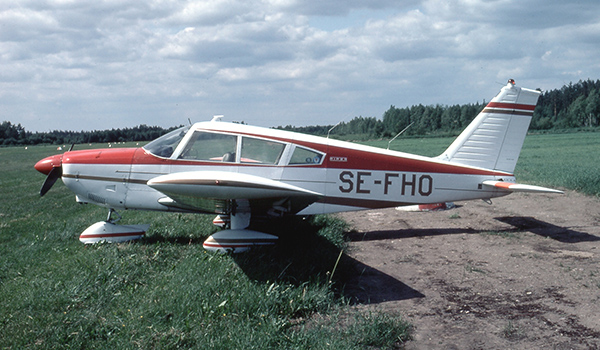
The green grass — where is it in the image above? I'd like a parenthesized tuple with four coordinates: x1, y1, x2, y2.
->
(517, 133, 600, 196)
(0, 144, 412, 349)
(362, 137, 450, 157)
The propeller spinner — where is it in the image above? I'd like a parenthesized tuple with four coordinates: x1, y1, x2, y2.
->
(35, 154, 63, 196)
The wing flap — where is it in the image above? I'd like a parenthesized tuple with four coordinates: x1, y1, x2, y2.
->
(482, 180, 563, 194)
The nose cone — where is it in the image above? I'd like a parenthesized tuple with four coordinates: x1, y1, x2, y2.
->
(35, 154, 63, 175)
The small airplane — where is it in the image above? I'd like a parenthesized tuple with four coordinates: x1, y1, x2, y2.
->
(35, 80, 562, 252)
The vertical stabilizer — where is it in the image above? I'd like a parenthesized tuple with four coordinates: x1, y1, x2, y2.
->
(437, 80, 541, 174)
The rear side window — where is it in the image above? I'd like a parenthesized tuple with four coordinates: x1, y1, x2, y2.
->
(289, 146, 323, 165)
(240, 137, 285, 165)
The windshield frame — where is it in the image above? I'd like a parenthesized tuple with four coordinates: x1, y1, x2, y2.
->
(143, 125, 190, 158)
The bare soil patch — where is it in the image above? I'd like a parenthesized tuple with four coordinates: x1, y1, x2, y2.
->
(338, 191, 600, 349)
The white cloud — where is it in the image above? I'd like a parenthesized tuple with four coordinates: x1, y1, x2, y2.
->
(1, 0, 600, 131)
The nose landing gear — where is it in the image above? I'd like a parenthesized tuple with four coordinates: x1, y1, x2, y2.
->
(79, 208, 149, 244)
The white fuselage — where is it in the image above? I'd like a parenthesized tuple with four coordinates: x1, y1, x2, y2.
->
(60, 121, 513, 216)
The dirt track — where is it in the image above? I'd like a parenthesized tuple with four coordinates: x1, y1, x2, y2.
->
(338, 191, 600, 349)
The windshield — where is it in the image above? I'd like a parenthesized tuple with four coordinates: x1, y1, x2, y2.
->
(143, 126, 190, 158)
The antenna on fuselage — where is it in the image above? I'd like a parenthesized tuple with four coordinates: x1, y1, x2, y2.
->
(327, 121, 342, 139)
(188, 118, 192, 125)
(211, 115, 224, 122)
(387, 122, 413, 150)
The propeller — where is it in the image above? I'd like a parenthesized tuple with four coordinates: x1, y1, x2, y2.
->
(40, 165, 63, 196)
(35, 153, 65, 197)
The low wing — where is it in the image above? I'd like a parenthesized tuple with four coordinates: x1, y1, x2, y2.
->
(482, 180, 563, 194)
(147, 171, 322, 215)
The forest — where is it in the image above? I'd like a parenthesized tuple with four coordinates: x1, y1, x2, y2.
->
(0, 123, 178, 146)
(277, 79, 600, 139)
(2, 79, 599, 146)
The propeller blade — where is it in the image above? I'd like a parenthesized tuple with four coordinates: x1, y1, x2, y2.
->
(40, 166, 62, 196)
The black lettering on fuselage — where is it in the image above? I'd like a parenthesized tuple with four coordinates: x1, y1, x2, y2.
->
(402, 174, 416, 196)
(338, 171, 433, 197)
(356, 172, 371, 194)
(384, 173, 399, 195)
(419, 174, 433, 196)
(339, 171, 354, 193)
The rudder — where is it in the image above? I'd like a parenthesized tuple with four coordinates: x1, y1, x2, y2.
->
(437, 80, 541, 174)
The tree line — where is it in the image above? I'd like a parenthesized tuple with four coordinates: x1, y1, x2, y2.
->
(277, 79, 600, 139)
(2, 79, 599, 146)
(0, 123, 180, 146)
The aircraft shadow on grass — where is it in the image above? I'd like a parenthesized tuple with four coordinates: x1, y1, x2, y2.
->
(142, 235, 207, 245)
(144, 231, 425, 304)
(139, 217, 425, 304)
(231, 216, 425, 304)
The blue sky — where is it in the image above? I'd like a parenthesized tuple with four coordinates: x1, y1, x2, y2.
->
(2, 0, 600, 132)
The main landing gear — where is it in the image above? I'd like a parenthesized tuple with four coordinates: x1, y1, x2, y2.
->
(203, 199, 278, 253)
(77, 202, 277, 253)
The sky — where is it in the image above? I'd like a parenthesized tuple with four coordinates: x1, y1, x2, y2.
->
(2, 0, 600, 132)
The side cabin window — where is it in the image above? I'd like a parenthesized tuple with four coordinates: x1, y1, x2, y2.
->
(289, 146, 323, 165)
(174, 130, 322, 166)
(240, 137, 285, 165)
(178, 131, 238, 162)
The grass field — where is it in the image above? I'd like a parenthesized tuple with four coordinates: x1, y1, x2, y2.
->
(0, 144, 411, 349)
(0, 131, 597, 349)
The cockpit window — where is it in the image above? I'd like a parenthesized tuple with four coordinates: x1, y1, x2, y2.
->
(240, 137, 285, 165)
(143, 126, 190, 158)
(289, 146, 323, 165)
(178, 131, 238, 162)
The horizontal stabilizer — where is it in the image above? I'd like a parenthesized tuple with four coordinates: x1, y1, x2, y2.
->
(482, 180, 563, 194)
